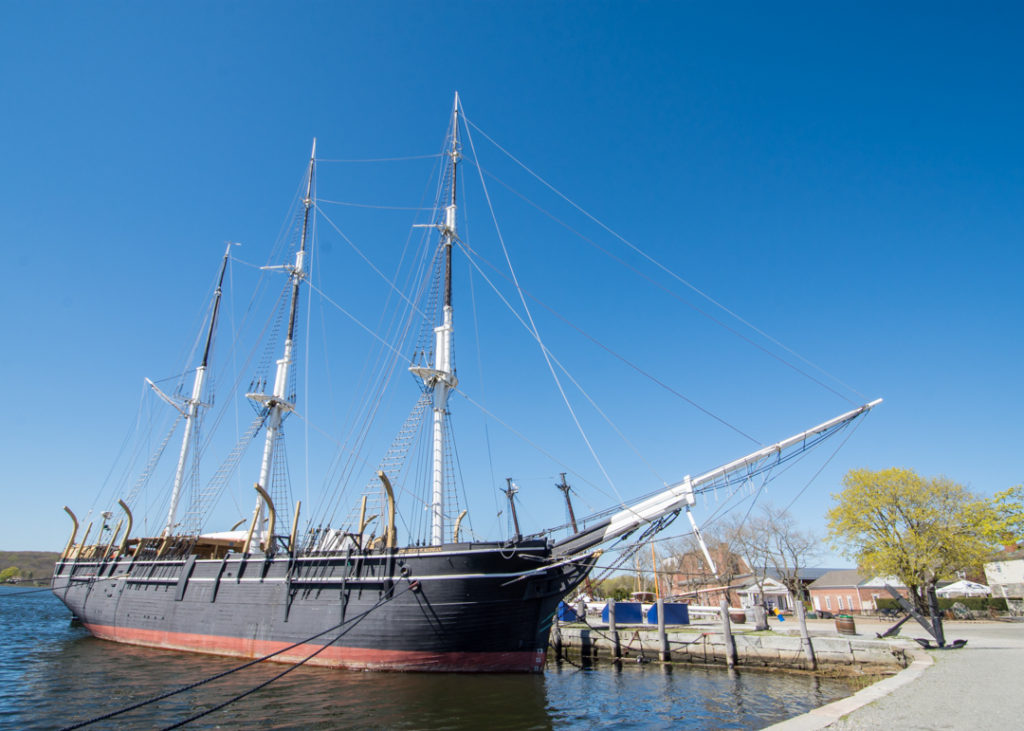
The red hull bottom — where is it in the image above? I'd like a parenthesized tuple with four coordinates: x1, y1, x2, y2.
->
(83, 623, 547, 672)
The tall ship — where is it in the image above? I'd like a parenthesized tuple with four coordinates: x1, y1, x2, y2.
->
(52, 96, 880, 672)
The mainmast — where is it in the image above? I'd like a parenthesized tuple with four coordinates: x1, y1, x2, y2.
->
(160, 243, 232, 537)
(244, 139, 316, 552)
(411, 94, 460, 546)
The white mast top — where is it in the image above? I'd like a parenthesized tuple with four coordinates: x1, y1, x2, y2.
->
(410, 95, 460, 546)
(244, 139, 316, 552)
(160, 242, 232, 537)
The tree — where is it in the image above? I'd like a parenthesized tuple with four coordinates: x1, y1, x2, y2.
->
(827, 468, 1001, 615)
(990, 484, 1024, 547)
(733, 504, 820, 604)
(593, 575, 634, 601)
(731, 504, 820, 669)
(0, 566, 21, 582)
(663, 520, 748, 605)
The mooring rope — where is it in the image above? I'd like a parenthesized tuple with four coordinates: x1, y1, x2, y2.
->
(60, 581, 413, 730)
(0, 586, 54, 597)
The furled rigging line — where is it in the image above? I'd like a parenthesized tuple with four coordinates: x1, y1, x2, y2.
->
(463, 118, 866, 405)
(461, 106, 627, 508)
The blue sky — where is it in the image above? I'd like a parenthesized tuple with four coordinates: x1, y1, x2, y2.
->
(2, 2, 1021, 564)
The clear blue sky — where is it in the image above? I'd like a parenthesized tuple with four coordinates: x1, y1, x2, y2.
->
(2, 2, 1021, 563)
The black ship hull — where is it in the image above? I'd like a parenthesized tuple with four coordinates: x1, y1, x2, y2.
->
(52, 541, 595, 672)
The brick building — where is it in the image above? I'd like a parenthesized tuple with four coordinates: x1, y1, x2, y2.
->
(807, 570, 911, 614)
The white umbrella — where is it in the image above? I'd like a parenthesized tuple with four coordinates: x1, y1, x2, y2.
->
(936, 579, 991, 597)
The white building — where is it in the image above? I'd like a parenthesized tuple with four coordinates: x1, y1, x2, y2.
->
(984, 548, 1024, 600)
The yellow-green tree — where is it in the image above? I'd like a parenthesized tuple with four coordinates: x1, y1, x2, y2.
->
(826, 468, 1000, 614)
(991, 484, 1024, 546)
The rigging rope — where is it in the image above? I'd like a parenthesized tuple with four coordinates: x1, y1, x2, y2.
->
(317, 198, 435, 211)
(316, 154, 443, 163)
(463, 117, 865, 404)
(60, 582, 413, 730)
(450, 237, 667, 494)
(460, 103, 627, 510)
(452, 230, 761, 445)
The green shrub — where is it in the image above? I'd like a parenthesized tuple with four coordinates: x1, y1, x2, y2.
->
(938, 597, 1007, 611)
(874, 596, 1007, 612)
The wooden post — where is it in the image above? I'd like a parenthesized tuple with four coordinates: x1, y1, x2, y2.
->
(553, 621, 563, 661)
(656, 597, 669, 662)
(608, 599, 621, 661)
(795, 599, 817, 670)
(719, 598, 736, 668)
(752, 604, 768, 631)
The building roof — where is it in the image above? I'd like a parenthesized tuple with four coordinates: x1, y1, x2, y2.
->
(987, 548, 1024, 563)
(758, 567, 838, 583)
(807, 569, 864, 589)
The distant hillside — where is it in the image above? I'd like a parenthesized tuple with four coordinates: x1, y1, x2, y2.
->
(0, 551, 61, 581)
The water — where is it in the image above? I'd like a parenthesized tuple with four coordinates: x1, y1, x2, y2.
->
(1, 586, 857, 729)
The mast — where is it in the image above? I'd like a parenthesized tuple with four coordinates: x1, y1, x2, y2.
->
(504, 478, 522, 542)
(161, 243, 232, 537)
(411, 94, 460, 546)
(244, 139, 315, 552)
(556, 473, 578, 532)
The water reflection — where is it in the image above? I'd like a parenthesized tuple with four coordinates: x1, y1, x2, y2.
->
(1, 588, 856, 730)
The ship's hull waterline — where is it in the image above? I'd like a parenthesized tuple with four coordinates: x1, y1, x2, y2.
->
(52, 541, 595, 672)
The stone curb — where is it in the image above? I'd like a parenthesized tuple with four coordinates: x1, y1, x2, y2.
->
(761, 647, 934, 730)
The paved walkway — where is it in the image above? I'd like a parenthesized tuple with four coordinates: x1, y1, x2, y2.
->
(768, 618, 1024, 730)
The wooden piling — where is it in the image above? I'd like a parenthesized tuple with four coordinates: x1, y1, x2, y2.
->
(656, 597, 669, 662)
(795, 600, 817, 670)
(608, 599, 621, 660)
(752, 604, 768, 631)
(719, 599, 736, 668)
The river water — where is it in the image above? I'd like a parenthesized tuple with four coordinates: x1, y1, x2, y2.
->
(1, 586, 857, 729)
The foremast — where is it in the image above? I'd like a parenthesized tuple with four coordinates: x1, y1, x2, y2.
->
(244, 139, 316, 552)
(159, 243, 232, 537)
(411, 95, 460, 546)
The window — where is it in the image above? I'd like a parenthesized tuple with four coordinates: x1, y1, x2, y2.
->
(825, 596, 832, 610)
(848, 596, 855, 612)
(813, 596, 820, 611)
(837, 596, 844, 610)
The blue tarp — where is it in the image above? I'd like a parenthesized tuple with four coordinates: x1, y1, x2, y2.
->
(601, 602, 644, 624)
(646, 603, 689, 625)
(556, 601, 582, 622)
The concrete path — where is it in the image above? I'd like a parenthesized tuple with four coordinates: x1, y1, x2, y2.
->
(766, 618, 1024, 730)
